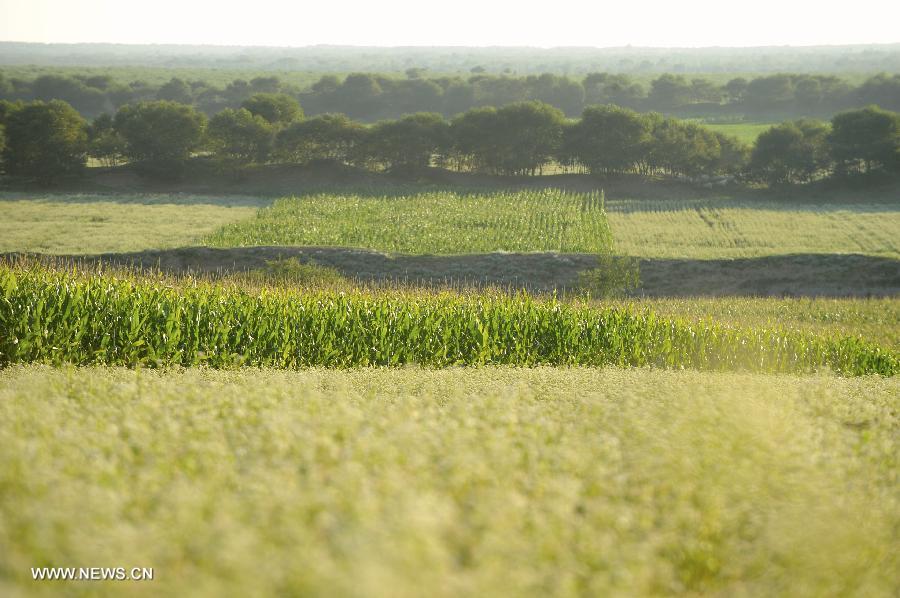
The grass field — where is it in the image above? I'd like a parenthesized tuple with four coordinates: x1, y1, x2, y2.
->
(0, 193, 269, 254)
(4, 191, 898, 262)
(205, 189, 613, 254)
(605, 197, 900, 259)
(1, 366, 896, 596)
(701, 122, 775, 144)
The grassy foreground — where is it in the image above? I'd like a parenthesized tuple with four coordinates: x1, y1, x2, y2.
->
(0, 366, 897, 596)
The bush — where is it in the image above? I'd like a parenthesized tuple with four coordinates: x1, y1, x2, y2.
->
(576, 255, 641, 298)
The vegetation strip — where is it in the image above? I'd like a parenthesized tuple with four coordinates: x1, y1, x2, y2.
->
(205, 189, 614, 254)
(1, 266, 895, 375)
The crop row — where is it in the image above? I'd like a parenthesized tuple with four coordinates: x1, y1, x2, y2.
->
(0, 266, 896, 375)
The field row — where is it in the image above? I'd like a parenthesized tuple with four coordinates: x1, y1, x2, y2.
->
(2, 191, 898, 260)
(1, 265, 895, 374)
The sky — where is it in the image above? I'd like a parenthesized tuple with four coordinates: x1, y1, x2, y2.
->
(1, 0, 898, 48)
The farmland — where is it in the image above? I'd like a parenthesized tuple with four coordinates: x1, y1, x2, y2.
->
(4, 191, 898, 262)
(604, 196, 900, 259)
(0, 193, 268, 255)
(611, 296, 900, 350)
(1, 365, 897, 596)
(205, 189, 613, 254)
(2, 264, 895, 374)
(1, 182, 898, 595)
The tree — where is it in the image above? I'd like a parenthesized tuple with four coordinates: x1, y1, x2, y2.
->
(566, 104, 651, 175)
(364, 112, 449, 171)
(87, 113, 126, 167)
(750, 120, 830, 185)
(31, 75, 107, 117)
(450, 102, 564, 175)
(241, 93, 303, 128)
(2, 100, 88, 182)
(207, 108, 274, 166)
(744, 75, 795, 116)
(275, 113, 365, 164)
(857, 74, 900, 112)
(648, 74, 692, 110)
(336, 74, 383, 119)
(583, 73, 644, 110)
(829, 106, 899, 174)
(724, 78, 748, 103)
(250, 77, 281, 94)
(528, 74, 585, 117)
(713, 133, 751, 176)
(0, 99, 23, 125)
(114, 100, 206, 175)
(156, 78, 192, 104)
(450, 106, 502, 172)
(491, 102, 565, 175)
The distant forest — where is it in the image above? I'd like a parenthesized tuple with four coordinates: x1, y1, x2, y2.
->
(1, 68, 899, 122)
(2, 42, 899, 74)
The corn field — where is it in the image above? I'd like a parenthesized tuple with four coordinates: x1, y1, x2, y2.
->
(1, 265, 895, 375)
(205, 189, 614, 254)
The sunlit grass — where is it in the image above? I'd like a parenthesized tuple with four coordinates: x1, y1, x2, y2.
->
(605, 197, 900, 259)
(0, 193, 269, 255)
(701, 122, 775, 144)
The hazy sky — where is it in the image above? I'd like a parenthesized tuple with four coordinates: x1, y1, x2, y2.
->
(1, 0, 898, 47)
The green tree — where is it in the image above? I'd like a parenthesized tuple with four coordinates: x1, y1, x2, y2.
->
(207, 108, 274, 166)
(750, 119, 830, 185)
(2, 100, 88, 183)
(364, 112, 449, 171)
(87, 113, 126, 167)
(583, 73, 645, 110)
(713, 132, 751, 176)
(241, 93, 303, 128)
(114, 100, 206, 175)
(275, 113, 366, 164)
(31, 75, 107, 117)
(156, 77, 192, 104)
(449, 106, 502, 172)
(566, 104, 651, 175)
(491, 101, 565, 175)
(829, 106, 899, 174)
(648, 74, 692, 110)
(450, 102, 563, 175)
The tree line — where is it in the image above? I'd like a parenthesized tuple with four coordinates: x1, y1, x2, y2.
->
(1, 95, 897, 187)
(2, 70, 898, 122)
(5, 42, 899, 75)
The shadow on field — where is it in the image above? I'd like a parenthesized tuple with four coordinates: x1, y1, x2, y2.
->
(7, 164, 899, 211)
(7, 248, 900, 297)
